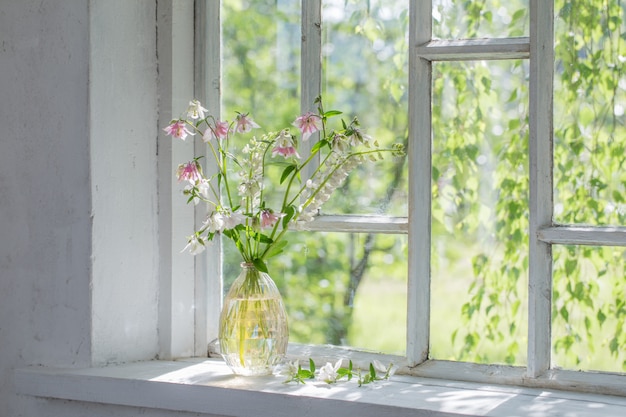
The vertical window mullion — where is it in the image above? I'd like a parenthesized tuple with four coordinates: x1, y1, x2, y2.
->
(300, 0, 322, 181)
(159, 0, 196, 360)
(407, 0, 433, 366)
(195, 0, 223, 350)
(528, 0, 555, 378)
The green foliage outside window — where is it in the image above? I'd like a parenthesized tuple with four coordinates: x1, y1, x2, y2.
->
(220, 0, 625, 373)
(552, 0, 626, 371)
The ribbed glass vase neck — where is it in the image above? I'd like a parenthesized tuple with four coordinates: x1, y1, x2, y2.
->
(238, 262, 265, 288)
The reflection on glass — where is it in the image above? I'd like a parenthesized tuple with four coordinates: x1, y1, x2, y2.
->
(433, 0, 529, 39)
(553, 0, 626, 226)
(430, 60, 529, 365)
(321, 0, 409, 216)
(224, 231, 408, 355)
(552, 245, 626, 373)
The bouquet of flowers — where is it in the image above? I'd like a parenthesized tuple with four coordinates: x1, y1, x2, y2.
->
(163, 96, 405, 273)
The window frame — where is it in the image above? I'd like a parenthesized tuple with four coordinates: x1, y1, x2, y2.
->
(193, 0, 626, 396)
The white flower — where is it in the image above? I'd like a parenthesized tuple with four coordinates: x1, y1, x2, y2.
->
(235, 113, 260, 133)
(182, 185, 198, 205)
(182, 235, 205, 255)
(197, 179, 211, 200)
(277, 360, 300, 378)
(186, 99, 208, 120)
(318, 360, 342, 383)
(317, 190, 331, 204)
(203, 212, 225, 233)
(222, 210, 247, 229)
(350, 127, 373, 147)
(372, 359, 396, 378)
(238, 179, 262, 198)
(203, 210, 247, 233)
(331, 133, 350, 154)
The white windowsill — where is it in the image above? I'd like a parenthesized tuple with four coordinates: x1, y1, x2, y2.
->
(14, 357, 626, 417)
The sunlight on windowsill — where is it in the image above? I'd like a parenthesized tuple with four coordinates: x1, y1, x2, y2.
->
(14, 357, 626, 417)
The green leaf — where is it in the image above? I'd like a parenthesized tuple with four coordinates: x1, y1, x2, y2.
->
(574, 281, 585, 301)
(282, 205, 297, 228)
(451, 329, 458, 344)
(511, 8, 526, 22)
(252, 258, 268, 273)
(280, 164, 297, 184)
(432, 166, 440, 181)
(309, 358, 316, 374)
(511, 300, 521, 317)
(265, 239, 288, 259)
(564, 259, 577, 276)
(311, 139, 329, 154)
(481, 76, 491, 91)
(298, 369, 313, 379)
(323, 110, 342, 118)
(253, 232, 273, 244)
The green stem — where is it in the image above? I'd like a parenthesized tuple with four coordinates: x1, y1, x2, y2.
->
(286, 149, 336, 209)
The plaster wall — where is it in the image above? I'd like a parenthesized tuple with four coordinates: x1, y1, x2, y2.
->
(0, 1, 182, 415)
(0, 1, 92, 415)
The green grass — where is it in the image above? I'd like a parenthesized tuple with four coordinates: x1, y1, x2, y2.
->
(345, 249, 624, 373)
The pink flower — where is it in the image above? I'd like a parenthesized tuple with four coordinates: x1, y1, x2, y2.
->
(203, 120, 230, 142)
(272, 130, 300, 159)
(273, 145, 300, 158)
(260, 209, 285, 229)
(176, 161, 202, 184)
(235, 113, 260, 133)
(163, 120, 194, 140)
(292, 112, 323, 141)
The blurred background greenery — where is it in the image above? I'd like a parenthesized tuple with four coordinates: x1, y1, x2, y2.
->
(217, 0, 626, 373)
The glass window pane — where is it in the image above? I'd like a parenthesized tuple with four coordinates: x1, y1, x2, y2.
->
(552, 245, 626, 373)
(433, 0, 529, 39)
(430, 60, 529, 365)
(225, 231, 407, 355)
(553, 0, 626, 226)
(321, 0, 409, 216)
(222, 0, 301, 124)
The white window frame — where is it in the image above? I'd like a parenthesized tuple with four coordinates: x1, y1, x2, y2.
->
(192, 0, 626, 396)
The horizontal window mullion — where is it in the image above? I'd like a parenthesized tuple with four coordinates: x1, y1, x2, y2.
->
(298, 215, 408, 234)
(417, 37, 530, 61)
(405, 360, 626, 397)
(538, 226, 626, 247)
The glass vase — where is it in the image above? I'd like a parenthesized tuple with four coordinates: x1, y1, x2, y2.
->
(218, 263, 289, 376)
